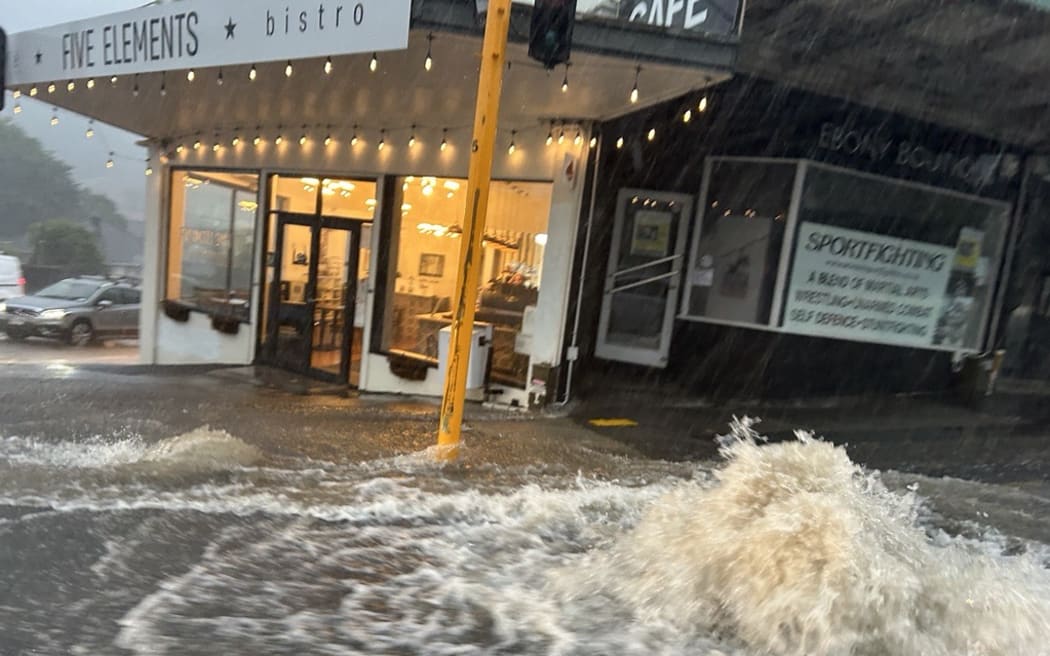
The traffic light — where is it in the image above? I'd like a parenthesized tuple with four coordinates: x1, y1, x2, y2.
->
(529, 0, 576, 70)
(0, 29, 7, 111)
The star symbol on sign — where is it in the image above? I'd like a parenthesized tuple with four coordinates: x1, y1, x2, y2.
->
(224, 18, 237, 39)
(35, 51, 43, 64)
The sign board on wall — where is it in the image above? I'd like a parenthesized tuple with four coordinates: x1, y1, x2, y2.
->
(782, 222, 959, 349)
(5, 0, 410, 86)
(498, 0, 740, 35)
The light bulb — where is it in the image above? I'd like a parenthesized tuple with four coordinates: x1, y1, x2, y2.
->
(324, 57, 333, 75)
(699, 96, 708, 112)
(253, 135, 261, 146)
(67, 81, 75, 92)
(589, 136, 598, 148)
(647, 128, 656, 141)
(508, 132, 517, 155)
(232, 136, 240, 147)
(176, 145, 185, 154)
(85, 123, 95, 138)
(193, 139, 202, 150)
(299, 133, 307, 146)
(558, 130, 565, 145)
(48, 82, 56, 94)
(351, 132, 359, 147)
(285, 61, 293, 77)
(160, 83, 167, 96)
(377, 133, 385, 151)
(616, 136, 624, 149)
(275, 134, 283, 145)
(86, 79, 95, 89)
(187, 69, 195, 82)
(133, 83, 140, 97)
(249, 65, 257, 81)
(574, 130, 583, 146)
(562, 71, 569, 93)
(324, 135, 332, 147)
(13, 103, 22, 114)
(145, 162, 154, 176)
(440, 130, 448, 152)
(29, 86, 38, 97)
(409, 126, 417, 148)
(110, 76, 118, 85)
(213, 141, 221, 152)
(630, 85, 638, 104)
(425, 34, 434, 71)
(106, 152, 114, 169)
(12, 90, 20, 99)
(217, 69, 224, 86)
(546, 130, 554, 147)
(370, 53, 378, 72)
(50, 113, 59, 127)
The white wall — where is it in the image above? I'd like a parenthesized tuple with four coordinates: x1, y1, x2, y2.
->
(155, 312, 255, 365)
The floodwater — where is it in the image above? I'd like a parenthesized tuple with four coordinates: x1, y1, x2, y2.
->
(2, 418, 1050, 655)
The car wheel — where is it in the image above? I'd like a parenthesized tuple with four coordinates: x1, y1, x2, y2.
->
(5, 328, 28, 341)
(67, 320, 95, 347)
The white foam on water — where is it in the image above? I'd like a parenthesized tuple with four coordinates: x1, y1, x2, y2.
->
(559, 418, 1050, 656)
(0, 427, 262, 474)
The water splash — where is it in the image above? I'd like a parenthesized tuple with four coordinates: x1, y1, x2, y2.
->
(565, 417, 1050, 656)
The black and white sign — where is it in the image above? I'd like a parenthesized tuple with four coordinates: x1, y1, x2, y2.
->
(782, 222, 956, 349)
(5, 0, 410, 86)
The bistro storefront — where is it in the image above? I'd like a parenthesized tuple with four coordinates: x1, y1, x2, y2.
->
(573, 77, 1025, 400)
(2, 0, 740, 406)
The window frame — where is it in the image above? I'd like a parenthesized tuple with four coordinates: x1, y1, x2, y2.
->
(681, 156, 1014, 353)
(164, 167, 262, 323)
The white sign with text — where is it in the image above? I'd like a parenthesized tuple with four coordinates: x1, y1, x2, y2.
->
(6, 0, 410, 86)
(782, 222, 954, 349)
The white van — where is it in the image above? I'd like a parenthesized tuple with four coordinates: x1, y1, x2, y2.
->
(0, 254, 26, 301)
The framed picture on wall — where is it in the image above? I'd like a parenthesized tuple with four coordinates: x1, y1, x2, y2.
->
(419, 253, 446, 277)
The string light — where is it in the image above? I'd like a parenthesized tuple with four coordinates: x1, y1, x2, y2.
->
(299, 127, 308, 146)
(589, 135, 598, 148)
(558, 128, 565, 145)
(253, 131, 261, 147)
(187, 69, 196, 82)
(647, 128, 656, 141)
(574, 129, 583, 146)
(508, 130, 517, 155)
(562, 64, 569, 93)
(285, 60, 293, 77)
(213, 138, 221, 152)
(408, 125, 417, 148)
(29, 86, 38, 97)
(133, 75, 140, 97)
(377, 129, 385, 151)
(12, 103, 22, 115)
(546, 122, 554, 147)
(699, 96, 708, 112)
(231, 135, 241, 147)
(85, 120, 95, 139)
(217, 68, 224, 86)
(616, 136, 624, 149)
(425, 33, 434, 71)
(193, 136, 202, 150)
(683, 109, 692, 123)
(324, 133, 333, 147)
(48, 82, 56, 94)
(12, 89, 20, 100)
(370, 53, 378, 72)
(50, 108, 59, 126)
(351, 125, 360, 147)
(160, 72, 167, 97)
(630, 66, 640, 104)
(275, 133, 283, 145)
(324, 57, 333, 75)
(110, 76, 118, 86)
(176, 144, 185, 154)
(145, 158, 153, 176)
(67, 80, 75, 92)
(440, 128, 448, 152)
(106, 151, 115, 169)
(86, 78, 95, 89)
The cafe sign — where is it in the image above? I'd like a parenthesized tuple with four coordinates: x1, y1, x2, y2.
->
(4, 0, 410, 86)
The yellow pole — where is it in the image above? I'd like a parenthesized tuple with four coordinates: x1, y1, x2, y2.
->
(437, 0, 512, 460)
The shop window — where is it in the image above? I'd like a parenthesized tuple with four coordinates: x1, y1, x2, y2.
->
(683, 160, 797, 326)
(166, 170, 260, 321)
(783, 164, 1009, 351)
(379, 177, 552, 388)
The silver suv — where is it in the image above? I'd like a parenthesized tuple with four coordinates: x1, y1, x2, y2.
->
(0, 277, 141, 346)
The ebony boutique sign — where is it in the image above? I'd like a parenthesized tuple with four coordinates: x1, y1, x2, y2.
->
(5, 0, 410, 86)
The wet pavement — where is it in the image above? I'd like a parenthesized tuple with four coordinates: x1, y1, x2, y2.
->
(1, 363, 1049, 655)
(0, 334, 138, 366)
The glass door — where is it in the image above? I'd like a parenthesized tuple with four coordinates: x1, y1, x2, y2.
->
(262, 212, 361, 382)
(595, 189, 693, 368)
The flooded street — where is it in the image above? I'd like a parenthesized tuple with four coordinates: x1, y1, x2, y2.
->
(2, 369, 1049, 655)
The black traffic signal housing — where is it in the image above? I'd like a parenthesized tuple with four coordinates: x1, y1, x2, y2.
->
(528, 0, 576, 70)
(0, 29, 6, 111)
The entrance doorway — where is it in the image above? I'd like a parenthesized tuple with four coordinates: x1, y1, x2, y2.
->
(595, 189, 693, 368)
(260, 212, 365, 382)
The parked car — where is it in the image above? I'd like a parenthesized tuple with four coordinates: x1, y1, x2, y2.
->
(0, 254, 25, 302)
(0, 276, 141, 346)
